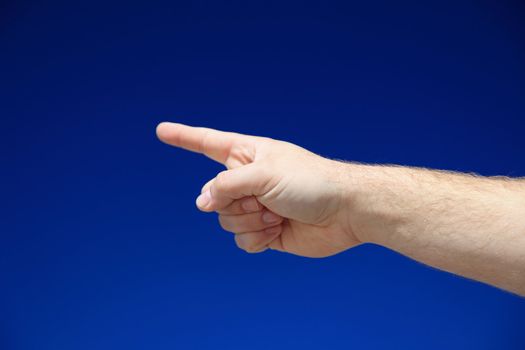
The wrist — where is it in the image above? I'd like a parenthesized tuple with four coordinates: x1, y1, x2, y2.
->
(337, 162, 405, 245)
(328, 161, 374, 244)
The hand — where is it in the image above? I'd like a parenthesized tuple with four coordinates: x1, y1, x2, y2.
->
(156, 122, 360, 257)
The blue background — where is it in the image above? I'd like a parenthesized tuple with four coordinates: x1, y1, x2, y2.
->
(1, 0, 524, 349)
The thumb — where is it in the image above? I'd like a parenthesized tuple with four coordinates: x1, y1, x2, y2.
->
(195, 163, 271, 212)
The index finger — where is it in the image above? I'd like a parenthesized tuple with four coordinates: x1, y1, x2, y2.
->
(156, 122, 252, 165)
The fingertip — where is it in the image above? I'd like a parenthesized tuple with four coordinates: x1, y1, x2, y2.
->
(196, 190, 220, 213)
(196, 190, 212, 210)
(156, 121, 172, 141)
(156, 121, 188, 139)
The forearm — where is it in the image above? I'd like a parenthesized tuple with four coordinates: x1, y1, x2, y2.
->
(341, 162, 525, 295)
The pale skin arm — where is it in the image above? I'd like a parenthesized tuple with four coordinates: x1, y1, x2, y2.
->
(156, 122, 525, 296)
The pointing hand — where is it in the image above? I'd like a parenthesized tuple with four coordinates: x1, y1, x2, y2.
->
(156, 122, 360, 256)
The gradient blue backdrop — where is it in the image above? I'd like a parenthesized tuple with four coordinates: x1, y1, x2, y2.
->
(1, 1, 524, 349)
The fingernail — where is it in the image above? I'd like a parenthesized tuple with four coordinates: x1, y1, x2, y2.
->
(196, 190, 211, 209)
(262, 211, 281, 224)
(241, 197, 259, 212)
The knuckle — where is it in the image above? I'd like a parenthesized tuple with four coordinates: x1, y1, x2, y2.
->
(199, 130, 211, 154)
(254, 165, 273, 190)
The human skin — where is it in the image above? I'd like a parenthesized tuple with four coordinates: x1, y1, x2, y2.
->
(156, 122, 525, 296)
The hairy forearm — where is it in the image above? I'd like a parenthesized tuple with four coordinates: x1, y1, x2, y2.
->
(340, 162, 525, 295)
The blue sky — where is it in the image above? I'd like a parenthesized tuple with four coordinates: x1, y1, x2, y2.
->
(1, 1, 524, 349)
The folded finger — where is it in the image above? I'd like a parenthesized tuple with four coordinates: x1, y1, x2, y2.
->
(217, 196, 262, 215)
(219, 210, 283, 234)
(234, 225, 283, 253)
